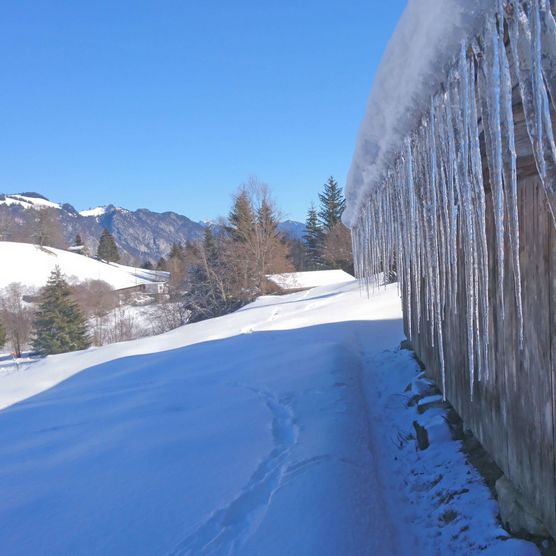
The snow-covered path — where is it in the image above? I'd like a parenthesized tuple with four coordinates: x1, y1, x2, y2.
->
(0, 282, 411, 555)
(0, 282, 536, 555)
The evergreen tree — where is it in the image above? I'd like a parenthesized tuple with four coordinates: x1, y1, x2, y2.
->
(74, 234, 83, 246)
(156, 257, 167, 271)
(141, 260, 154, 270)
(228, 190, 256, 244)
(257, 198, 279, 239)
(185, 228, 240, 322)
(32, 267, 90, 355)
(168, 242, 184, 260)
(304, 203, 325, 270)
(318, 176, 346, 231)
(203, 227, 219, 264)
(97, 228, 120, 262)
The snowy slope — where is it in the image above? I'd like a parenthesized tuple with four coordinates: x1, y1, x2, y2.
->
(0, 193, 61, 210)
(79, 206, 108, 217)
(0, 241, 161, 291)
(267, 269, 354, 290)
(0, 281, 539, 555)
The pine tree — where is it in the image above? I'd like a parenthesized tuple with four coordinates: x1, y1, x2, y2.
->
(318, 176, 346, 231)
(257, 198, 279, 239)
(75, 234, 83, 246)
(228, 190, 256, 244)
(97, 228, 120, 262)
(141, 260, 154, 270)
(168, 242, 184, 260)
(32, 267, 90, 355)
(185, 228, 240, 322)
(203, 227, 219, 264)
(156, 257, 167, 271)
(304, 203, 325, 270)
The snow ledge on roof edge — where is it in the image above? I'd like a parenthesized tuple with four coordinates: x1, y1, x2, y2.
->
(343, 0, 497, 227)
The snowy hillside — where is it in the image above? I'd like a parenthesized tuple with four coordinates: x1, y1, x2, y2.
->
(0, 279, 538, 555)
(267, 269, 354, 290)
(0, 241, 166, 291)
(79, 206, 110, 217)
(0, 192, 61, 210)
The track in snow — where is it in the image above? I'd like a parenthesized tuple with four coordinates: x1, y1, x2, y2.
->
(169, 386, 299, 556)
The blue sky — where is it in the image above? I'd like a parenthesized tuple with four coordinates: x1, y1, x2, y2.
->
(0, 0, 406, 222)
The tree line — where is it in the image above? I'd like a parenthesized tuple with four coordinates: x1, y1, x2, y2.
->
(0, 175, 353, 357)
(139, 176, 353, 322)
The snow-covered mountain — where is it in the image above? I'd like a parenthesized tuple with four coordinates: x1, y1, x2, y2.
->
(277, 219, 306, 240)
(0, 193, 205, 264)
(0, 192, 305, 264)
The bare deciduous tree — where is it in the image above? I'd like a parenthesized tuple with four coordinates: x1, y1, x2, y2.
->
(322, 222, 354, 274)
(0, 283, 35, 357)
(70, 280, 118, 318)
(33, 208, 65, 249)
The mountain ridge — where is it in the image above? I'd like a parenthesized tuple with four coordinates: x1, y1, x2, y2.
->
(0, 192, 306, 264)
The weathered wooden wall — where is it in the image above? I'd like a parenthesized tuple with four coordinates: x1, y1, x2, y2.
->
(402, 104, 556, 537)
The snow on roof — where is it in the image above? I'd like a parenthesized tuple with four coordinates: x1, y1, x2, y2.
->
(0, 241, 160, 291)
(343, 0, 496, 227)
(0, 194, 61, 211)
(266, 270, 354, 291)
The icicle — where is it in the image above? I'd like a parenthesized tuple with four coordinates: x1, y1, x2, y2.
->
(430, 96, 447, 398)
(538, 0, 556, 112)
(498, 1, 524, 350)
(507, 0, 556, 224)
(349, 0, 556, 404)
(484, 16, 507, 322)
(468, 49, 491, 382)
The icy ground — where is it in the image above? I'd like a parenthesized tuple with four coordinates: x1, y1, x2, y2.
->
(0, 281, 539, 555)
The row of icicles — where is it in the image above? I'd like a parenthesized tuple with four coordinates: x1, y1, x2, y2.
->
(352, 0, 556, 399)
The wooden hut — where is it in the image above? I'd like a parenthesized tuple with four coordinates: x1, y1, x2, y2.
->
(344, 0, 556, 537)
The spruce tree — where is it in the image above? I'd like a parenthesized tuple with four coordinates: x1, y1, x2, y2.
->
(97, 228, 120, 262)
(257, 198, 279, 239)
(141, 260, 154, 270)
(304, 203, 324, 270)
(203, 227, 219, 264)
(169, 242, 184, 260)
(318, 176, 346, 231)
(228, 190, 256, 244)
(32, 267, 90, 355)
(156, 257, 167, 271)
(75, 234, 83, 246)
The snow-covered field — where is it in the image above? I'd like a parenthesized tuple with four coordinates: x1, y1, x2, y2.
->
(266, 269, 354, 290)
(0, 241, 166, 291)
(0, 280, 539, 554)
